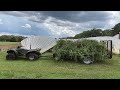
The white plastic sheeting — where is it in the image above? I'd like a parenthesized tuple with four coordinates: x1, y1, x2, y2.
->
(21, 36, 58, 54)
(61, 39, 79, 42)
(113, 34, 119, 39)
(85, 36, 120, 54)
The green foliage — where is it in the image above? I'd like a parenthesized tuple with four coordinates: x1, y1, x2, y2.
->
(102, 29, 113, 36)
(0, 35, 26, 42)
(53, 39, 108, 63)
(112, 23, 120, 36)
(74, 28, 103, 38)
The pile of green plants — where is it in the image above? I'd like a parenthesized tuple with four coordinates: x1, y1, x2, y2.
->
(53, 39, 109, 63)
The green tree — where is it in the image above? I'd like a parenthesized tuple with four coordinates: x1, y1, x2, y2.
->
(0, 35, 25, 42)
(112, 23, 120, 36)
(74, 28, 103, 38)
(102, 29, 113, 36)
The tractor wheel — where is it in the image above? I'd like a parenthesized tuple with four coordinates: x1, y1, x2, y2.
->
(83, 56, 93, 64)
(27, 53, 39, 61)
(6, 53, 16, 60)
(55, 56, 60, 61)
(53, 54, 60, 61)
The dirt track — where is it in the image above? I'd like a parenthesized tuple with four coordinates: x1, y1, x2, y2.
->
(0, 45, 19, 51)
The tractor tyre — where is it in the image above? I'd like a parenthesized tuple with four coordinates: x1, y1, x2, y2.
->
(27, 53, 39, 61)
(6, 53, 16, 60)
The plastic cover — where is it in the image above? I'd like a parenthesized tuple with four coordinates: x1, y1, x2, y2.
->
(21, 36, 58, 54)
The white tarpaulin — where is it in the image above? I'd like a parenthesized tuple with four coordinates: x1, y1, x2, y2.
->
(85, 36, 120, 54)
(21, 36, 57, 54)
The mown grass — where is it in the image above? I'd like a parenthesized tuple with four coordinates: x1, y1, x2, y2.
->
(0, 42, 20, 45)
(0, 51, 120, 79)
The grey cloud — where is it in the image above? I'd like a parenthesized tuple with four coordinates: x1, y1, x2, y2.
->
(0, 11, 111, 23)
(50, 19, 75, 27)
(0, 11, 46, 23)
(0, 11, 27, 17)
(77, 11, 110, 22)
(84, 21, 107, 29)
(0, 11, 115, 36)
(0, 11, 40, 17)
(40, 11, 111, 23)
(28, 16, 45, 23)
(40, 11, 79, 22)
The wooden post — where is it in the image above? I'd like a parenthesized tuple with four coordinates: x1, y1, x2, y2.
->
(119, 32, 120, 39)
(108, 40, 112, 59)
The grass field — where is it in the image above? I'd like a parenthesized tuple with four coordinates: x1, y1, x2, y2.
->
(0, 42, 20, 45)
(0, 51, 120, 79)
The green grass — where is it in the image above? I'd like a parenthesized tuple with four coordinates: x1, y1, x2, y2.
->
(0, 42, 20, 45)
(0, 51, 120, 79)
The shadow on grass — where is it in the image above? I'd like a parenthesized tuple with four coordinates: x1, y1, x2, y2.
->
(5, 56, 54, 62)
(4, 52, 113, 66)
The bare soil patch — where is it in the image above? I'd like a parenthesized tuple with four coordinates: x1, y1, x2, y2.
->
(0, 45, 19, 51)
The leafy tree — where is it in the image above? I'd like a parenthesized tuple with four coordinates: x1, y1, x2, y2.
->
(74, 28, 103, 38)
(102, 29, 113, 36)
(112, 23, 120, 36)
(0, 35, 25, 42)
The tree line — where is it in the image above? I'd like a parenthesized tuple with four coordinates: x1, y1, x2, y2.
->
(63, 23, 120, 39)
(0, 35, 26, 42)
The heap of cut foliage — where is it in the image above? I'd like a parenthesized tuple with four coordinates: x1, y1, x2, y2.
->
(53, 39, 109, 62)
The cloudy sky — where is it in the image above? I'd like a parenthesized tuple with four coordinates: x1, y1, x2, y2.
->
(0, 11, 120, 38)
